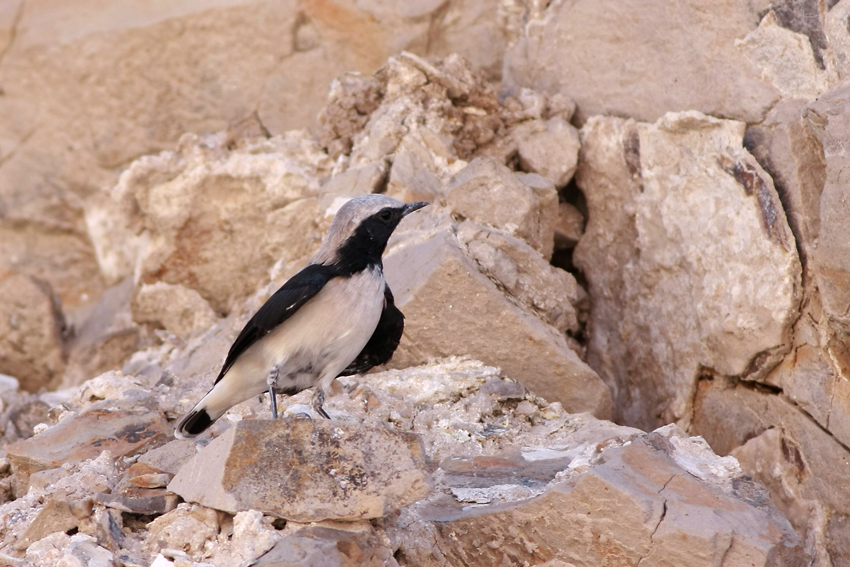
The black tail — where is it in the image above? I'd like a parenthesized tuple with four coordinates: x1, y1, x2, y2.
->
(175, 408, 214, 439)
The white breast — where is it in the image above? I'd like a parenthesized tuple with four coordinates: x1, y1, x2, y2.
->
(232, 266, 386, 392)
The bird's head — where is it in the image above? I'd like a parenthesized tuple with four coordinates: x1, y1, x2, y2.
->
(313, 194, 428, 270)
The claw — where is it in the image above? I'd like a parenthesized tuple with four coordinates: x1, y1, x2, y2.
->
(311, 388, 330, 419)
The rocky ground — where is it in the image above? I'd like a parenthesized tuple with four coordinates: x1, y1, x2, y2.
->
(1, 1, 850, 566)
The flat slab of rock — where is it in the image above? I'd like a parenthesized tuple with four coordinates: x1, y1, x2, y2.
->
(168, 418, 428, 522)
(7, 407, 170, 490)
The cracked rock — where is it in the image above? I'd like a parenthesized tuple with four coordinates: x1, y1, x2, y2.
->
(574, 112, 801, 430)
(168, 418, 428, 522)
(384, 229, 611, 418)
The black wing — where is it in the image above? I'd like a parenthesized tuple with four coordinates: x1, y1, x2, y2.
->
(338, 285, 404, 377)
(214, 263, 338, 384)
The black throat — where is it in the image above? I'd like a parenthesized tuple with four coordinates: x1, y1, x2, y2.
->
(331, 216, 393, 275)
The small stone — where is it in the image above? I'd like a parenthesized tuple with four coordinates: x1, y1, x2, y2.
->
(253, 525, 392, 567)
(446, 157, 558, 257)
(14, 497, 79, 550)
(168, 418, 428, 522)
(93, 488, 180, 515)
(137, 439, 198, 476)
(145, 503, 220, 558)
(516, 117, 581, 187)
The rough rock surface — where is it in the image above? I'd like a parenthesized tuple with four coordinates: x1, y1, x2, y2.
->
(0, 273, 66, 392)
(502, 1, 848, 125)
(574, 112, 801, 430)
(384, 226, 610, 418)
(7, 7, 850, 562)
(169, 418, 428, 522)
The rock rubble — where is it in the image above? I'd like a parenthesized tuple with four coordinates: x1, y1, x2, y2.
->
(3, 1, 850, 562)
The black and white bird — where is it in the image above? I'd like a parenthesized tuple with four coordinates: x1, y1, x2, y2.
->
(174, 194, 428, 439)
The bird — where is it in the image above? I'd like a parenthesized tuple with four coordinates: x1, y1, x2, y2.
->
(174, 194, 428, 439)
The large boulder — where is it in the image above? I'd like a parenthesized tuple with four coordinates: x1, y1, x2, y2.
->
(574, 112, 801, 430)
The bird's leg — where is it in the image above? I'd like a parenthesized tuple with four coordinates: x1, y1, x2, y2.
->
(311, 388, 330, 419)
(266, 366, 280, 419)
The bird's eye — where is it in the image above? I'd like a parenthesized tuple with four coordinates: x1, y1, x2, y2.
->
(379, 209, 393, 221)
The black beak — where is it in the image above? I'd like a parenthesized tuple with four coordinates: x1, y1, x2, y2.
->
(402, 201, 429, 217)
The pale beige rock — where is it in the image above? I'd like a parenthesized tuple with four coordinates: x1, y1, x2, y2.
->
(384, 229, 612, 418)
(145, 503, 220, 558)
(404, 429, 802, 567)
(516, 116, 581, 187)
(25, 532, 113, 567)
(456, 221, 580, 334)
(0, 273, 65, 393)
(738, 11, 828, 100)
(503, 0, 783, 124)
(574, 112, 801, 430)
(87, 132, 332, 314)
(692, 376, 850, 564)
(169, 419, 428, 522)
(132, 282, 220, 338)
(447, 157, 558, 257)
(15, 498, 79, 550)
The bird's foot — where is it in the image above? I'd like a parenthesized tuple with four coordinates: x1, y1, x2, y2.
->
(266, 366, 280, 419)
(311, 388, 331, 419)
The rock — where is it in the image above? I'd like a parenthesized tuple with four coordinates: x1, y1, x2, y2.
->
(395, 426, 802, 567)
(386, 149, 445, 203)
(503, 1, 791, 124)
(446, 157, 558, 257)
(132, 282, 220, 338)
(137, 440, 198, 476)
(319, 160, 389, 210)
(85, 132, 332, 314)
(14, 497, 79, 550)
(691, 375, 850, 562)
(168, 418, 428, 522)
(573, 112, 801, 430)
(384, 229, 612, 418)
(24, 532, 113, 567)
(801, 84, 850, 336)
(254, 525, 393, 567)
(554, 202, 585, 248)
(456, 221, 580, 334)
(144, 503, 220, 558)
(94, 488, 179, 516)
(7, 407, 170, 492)
(0, 273, 66, 392)
(60, 277, 141, 389)
(516, 117, 581, 187)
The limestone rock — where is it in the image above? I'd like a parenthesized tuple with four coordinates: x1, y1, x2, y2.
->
(145, 503, 220, 558)
(25, 533, 113, 567)
(7, 407, 170, 492)
(254, 525, 393, 567)
(384, 229, 612, 418)
(516, 116, 581, 187)
(86, 131, 332, 314)
(692, 376, 850, 562)
(574, 112, 801, 430)
(503, 1, 786, 124)
(397, 427, 802, 567)
(132, 282, 220, 338)
(0, 273, 66, 393)
(168, 419, 428, 522)
(447, 157, 558, 257)
(456, 221, 580, 334)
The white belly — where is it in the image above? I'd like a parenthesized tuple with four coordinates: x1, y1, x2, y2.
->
(227, 266, 386, 395)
